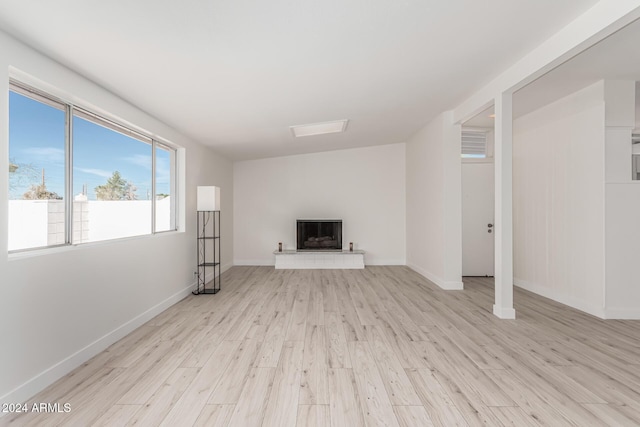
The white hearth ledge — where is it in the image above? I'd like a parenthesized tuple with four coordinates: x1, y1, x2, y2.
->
(274, 250, 365, 269)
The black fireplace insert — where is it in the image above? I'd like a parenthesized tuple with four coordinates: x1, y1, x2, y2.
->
(297, 219, 342, 251)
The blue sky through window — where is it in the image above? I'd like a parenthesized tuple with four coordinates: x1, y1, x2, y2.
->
(8, 90, 65, 199)
(9, 90, 171, 200)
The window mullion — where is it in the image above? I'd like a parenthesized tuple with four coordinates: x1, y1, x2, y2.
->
(171, 149, 177, 231)
(65, 105, 73, 245)
(151, 140, 157, 234)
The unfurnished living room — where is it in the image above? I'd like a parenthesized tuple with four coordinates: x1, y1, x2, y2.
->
(2, 1, 640, 426)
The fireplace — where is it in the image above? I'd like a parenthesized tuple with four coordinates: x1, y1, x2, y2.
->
(297, 219, 342, 251)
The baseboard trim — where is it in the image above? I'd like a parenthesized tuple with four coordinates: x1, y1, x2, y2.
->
(0, 282, 195, 408)
(365, 259, 406, 266)
(202, 262, 233, 284)
(407, 263, 464, 290)
(233, 259, 275, 266)
(603, 308, 640, 320)
(493, 304, 516, 319)
(514, 278, 605, 319)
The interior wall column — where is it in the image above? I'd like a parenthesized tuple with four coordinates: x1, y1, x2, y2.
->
(493, 91, 516, 319)
(442, 111, 463, 289)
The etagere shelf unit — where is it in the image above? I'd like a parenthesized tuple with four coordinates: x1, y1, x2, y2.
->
(193, 209, 221, 294)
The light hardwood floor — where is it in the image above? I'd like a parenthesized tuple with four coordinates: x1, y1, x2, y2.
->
(3, 266, 640, 426)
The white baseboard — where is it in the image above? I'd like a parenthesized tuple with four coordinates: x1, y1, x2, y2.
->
(365, 259, 406, 266)
(514, 278, 605, 319)
(0, 282, 195, 409)
(202, 262, 233, 284)
(233, 259, 275, 266)
(407, 263, 464, 290)
(493, 304, 516, 319)
(603, 308, 640, 320)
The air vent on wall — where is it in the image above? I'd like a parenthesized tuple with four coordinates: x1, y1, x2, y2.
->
(461, 130, 488, 158)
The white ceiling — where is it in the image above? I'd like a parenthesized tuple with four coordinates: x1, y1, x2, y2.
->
(514, 17, 640, 123)
(0, 0, 600, 160)
(465, 17, 640, 130)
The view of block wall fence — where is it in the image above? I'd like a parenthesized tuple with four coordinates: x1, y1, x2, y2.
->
(9, 197, 172, 250)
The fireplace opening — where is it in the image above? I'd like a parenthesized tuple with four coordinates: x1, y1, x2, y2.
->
(297, 219, 342, 251)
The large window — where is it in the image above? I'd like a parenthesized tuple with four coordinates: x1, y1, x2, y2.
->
(8, 81, 178, 252)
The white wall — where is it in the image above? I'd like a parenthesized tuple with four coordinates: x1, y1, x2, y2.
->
(233, 143, 406, 265)
(514, 80, 640, 319)
(636, 81, 640, 130)
(603, 80, 640, 318)
(406, 112, 462, 289)
(0, 30, 233, 405)
(513, 81, 606, 316)
(406, 116, 444, 280)
(605, 185, 640, 317)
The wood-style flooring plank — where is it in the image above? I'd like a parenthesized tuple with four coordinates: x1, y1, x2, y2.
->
(299, 324, 329, 405)
(208, 339, 262, 404)
(193, 405, 235, 427)
(261, 341, 304, 427)
(92, 404, 141, 427)
(307, 277, 325, 326)
(325, 311, 352, 369)
(6, 268, 640, 427)
(483, 368, 601, 426)
(582, 403, 640, 427)
(366, 327, 422, 406)
(335, 281, 367, 341)
(393, 405, 436, 427)
(254, 311, 291, 368)
(346, 271, 380, 325)
(159, 340, 241, 426)
(327, 369, 366, 427)
(226, 368, 275, 427)
(488, 406, 541, 427)
(348, 341, 400, 427)
(296, 405, 330, 427)
(554, 364, 640, 408)
(406, 368, 469, 427)
(180, 310, 242, 368)
(285, 278, 311, 341)
(117, 339, 195, 405)
(321, 278, 339, 312)
(127, 367, 199, 426)
(425, 328, 515, 408)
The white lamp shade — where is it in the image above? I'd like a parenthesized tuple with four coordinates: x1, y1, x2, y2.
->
(197, 186, 221, 211)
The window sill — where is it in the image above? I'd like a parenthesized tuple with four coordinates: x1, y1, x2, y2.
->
(462, 157, 494, 164)
(8, 229, 183, 260)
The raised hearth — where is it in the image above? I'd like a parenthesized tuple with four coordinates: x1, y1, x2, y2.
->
(274, 249, 365, 269)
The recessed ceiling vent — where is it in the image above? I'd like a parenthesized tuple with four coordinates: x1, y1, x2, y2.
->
(290, 119, 349, 138)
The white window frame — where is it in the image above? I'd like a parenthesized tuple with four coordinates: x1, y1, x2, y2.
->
(8, 79, 180, 253)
